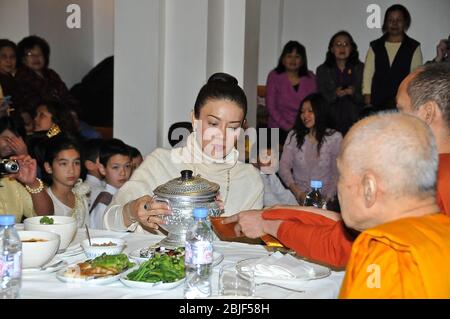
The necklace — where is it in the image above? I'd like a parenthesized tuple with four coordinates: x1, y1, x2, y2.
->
(223, 168, 231, 206)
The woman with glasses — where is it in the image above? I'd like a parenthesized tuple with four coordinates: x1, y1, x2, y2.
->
(14, 35, 77, 112)
(316, 31, 364, 136)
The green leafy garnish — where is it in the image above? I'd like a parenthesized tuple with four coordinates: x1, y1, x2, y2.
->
(39, 216, 54, 225)
(127, 254, 185, 283)
(89, 253, 135, 273)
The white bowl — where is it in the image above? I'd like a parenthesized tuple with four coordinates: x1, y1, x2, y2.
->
(19, 231, 60, 268)
(81, 237, 126, 259)
(24, 216, 77, 251)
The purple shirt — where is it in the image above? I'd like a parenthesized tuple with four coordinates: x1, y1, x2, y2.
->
(279, 130, 342, 199)
(265, 70, 317, 131)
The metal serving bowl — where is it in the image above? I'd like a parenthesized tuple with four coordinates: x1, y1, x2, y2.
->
(153, 170, 221, 248)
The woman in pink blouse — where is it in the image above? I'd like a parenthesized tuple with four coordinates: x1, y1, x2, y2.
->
(279, 93, 342, 204)
(266, 41, 317, 145)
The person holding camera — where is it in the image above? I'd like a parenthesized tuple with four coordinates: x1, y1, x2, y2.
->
(427, 36, 450, 64)
(0, 117, 54, 222)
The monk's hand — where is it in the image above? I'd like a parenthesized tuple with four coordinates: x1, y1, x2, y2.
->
(223, 210, 265, 239)
(126, 195, 171, 230)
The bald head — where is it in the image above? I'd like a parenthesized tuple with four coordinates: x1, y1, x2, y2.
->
(341, 112, 438, 197)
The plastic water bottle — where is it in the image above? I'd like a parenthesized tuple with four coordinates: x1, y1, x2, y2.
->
(184, 208, 213, 299)
(0, 215, 22, 299)
(303, 180, 327, 209)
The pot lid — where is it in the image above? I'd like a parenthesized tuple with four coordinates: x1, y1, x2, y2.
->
(153, 170, 220, 198)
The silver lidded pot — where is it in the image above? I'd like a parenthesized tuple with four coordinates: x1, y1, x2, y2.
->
(153, 170, 221, 248)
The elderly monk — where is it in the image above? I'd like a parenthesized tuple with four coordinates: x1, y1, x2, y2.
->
(224, 63, 450, 268)
(338, 113, 450, 298)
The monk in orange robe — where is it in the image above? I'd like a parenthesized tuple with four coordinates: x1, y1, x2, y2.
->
(225, 63, 450, 269)
(337, 113, 450, 298)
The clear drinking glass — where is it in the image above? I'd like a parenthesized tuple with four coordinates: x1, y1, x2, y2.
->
(218, 263, 255, 297)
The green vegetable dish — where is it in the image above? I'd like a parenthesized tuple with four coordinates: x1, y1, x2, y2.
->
(127, 253, 185, 283)
(39, 216, 54, 225)
(90, 253, 135, 273)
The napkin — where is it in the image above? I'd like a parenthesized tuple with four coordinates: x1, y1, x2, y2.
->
(243, 252, 315, 279)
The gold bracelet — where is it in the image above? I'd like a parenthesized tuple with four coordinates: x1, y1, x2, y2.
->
(25, 178, 44, 194)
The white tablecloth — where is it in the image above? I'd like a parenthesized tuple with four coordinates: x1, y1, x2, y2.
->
(19, 228, 345, 299)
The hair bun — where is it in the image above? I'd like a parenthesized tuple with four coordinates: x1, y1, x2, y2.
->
(207, 72, 238, 86)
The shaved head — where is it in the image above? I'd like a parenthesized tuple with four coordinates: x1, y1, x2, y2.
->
(340, 112, 438, 197)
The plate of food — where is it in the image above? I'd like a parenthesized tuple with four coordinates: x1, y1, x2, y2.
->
(129, 245, 224, 267)
(120, 252, 185, 289)
(56, 253, 135, 285)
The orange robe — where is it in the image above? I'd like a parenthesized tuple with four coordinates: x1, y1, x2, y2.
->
(262, 209, 355, 268)
(263, 153, 450, 268)
(437, 153, 450, 216)
(339, 213, 450, 298)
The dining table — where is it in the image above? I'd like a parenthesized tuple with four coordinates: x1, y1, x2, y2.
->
(19, 227, 345, 299)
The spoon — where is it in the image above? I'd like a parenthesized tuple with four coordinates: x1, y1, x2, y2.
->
(257, 282, 305, 293)
(39, 260, 63, 271)
(85, 224, 92, 246)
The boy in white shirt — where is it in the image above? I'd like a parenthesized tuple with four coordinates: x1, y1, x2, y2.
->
(82, 139, 105, 209)
(253, 143, 297, 207)
(89, 139, 132, 229)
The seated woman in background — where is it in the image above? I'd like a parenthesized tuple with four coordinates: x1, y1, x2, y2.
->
(14, 35, 77, 112)
(316, 31, 364, 136)
(42, 135, 89, 227)
(0, 116, 53, 221)
(279, 93, 342, 204)
(363, 4, 422, 111)
(266, 41, 317, 145)
(0, 39, 18, 117)
(28, 99, 80, 169)
(104, 72, 264, 233)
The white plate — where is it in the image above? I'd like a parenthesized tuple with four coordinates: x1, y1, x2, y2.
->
(119, 266, 185, 290)
(55, 260, 131, 285)
(236, 257, 331, 284)
(22, 260, 68, 276)
(129, 249, 224, 267)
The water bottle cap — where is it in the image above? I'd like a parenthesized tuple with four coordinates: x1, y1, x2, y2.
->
(310, 180, 322, 188)
(0, 215, 16, 226)
(192, 208, 208, 218)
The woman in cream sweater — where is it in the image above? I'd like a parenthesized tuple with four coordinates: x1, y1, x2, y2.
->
(103, 73, 263, 233)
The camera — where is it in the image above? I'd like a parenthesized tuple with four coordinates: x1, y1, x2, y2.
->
(0, 159, 20, 176)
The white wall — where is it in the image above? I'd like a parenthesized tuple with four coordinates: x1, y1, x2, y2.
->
(0, 0, 29, 43)
(162, 0, 209, 148)
(93, 0, 114, 65)
(114, 0, 163, 155)
(258, 0, 283, 84)
(259, 0, 450, 84)
(28, 0, 94, 88)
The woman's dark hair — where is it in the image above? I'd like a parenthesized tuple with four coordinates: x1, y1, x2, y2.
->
(0, 116, 26, 140)
(275, 41, 310, 77)
(289, 93, 334, 155)
(16, 35, 50, 68)
(194, 72, 247, 119)
(0, 39, 17, 53)
(42, 134, 81, 185)
(324, 31, 360, 68)
(37, 99, 79, 137)
(382, 4, 411, 33)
